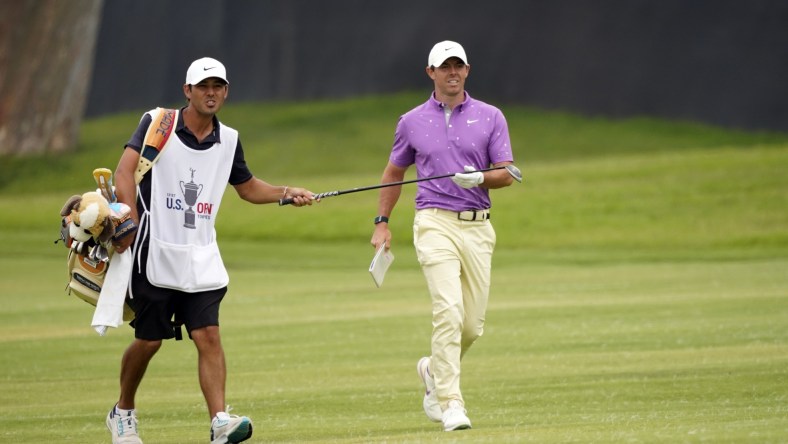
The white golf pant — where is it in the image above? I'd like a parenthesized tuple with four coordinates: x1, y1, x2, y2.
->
(413, 208, 496, 409)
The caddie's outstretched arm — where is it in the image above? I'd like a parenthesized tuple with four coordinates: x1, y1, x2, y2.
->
(233, 176, 315, 206)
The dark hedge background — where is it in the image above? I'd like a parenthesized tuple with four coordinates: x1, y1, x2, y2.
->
(86, 0, 788, 132)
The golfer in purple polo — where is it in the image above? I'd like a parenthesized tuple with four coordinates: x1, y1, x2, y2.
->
(370, 40, 517, 431)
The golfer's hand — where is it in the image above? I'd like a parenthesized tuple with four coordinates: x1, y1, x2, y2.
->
(371, 225, 391, 250)
(286, 187, 316, 206)
(452, 165, 484, 189)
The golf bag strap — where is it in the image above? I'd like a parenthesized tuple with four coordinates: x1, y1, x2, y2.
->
(134, 107, 177, 184)
(132, 186, 149, 276)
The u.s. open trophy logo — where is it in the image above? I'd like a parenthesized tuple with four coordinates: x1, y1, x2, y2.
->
(179, 168, 203, 229)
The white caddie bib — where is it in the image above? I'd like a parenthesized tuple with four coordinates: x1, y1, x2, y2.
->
(145, 121, 238, 292)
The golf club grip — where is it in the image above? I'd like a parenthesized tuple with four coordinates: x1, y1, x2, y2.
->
(279, 190, 339, 206)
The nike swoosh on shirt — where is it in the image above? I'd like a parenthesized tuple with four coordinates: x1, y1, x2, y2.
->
(467, 119, 479, 124)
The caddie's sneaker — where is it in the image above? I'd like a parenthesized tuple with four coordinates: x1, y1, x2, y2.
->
(442, 400, 472, 432)
(210, 411, 253, 444)
(106, 404, 142, 444)
(417, 357, 442, 422)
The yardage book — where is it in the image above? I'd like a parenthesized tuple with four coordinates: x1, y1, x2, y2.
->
(369, 244, 394, 288)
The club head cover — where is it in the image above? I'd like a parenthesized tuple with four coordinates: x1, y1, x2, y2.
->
(108, 202, 138, 242)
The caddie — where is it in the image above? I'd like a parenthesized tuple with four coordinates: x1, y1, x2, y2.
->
(106, 57, 316, 444)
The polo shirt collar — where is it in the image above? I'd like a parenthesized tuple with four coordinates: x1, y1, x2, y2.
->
(430, 91, 471, 111)
(176, 106, 222, 144)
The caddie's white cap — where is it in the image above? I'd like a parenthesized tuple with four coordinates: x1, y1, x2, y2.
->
(185, 57, 229, 85)
(428, 40, 468, 68)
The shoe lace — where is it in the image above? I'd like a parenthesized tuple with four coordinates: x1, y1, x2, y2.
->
(447, 400, 466, 414)
(213, 405, 238, 428)
(116, 411, 139, 436)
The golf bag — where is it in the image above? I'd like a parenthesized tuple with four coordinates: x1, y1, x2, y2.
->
(66, 235, 106, 304)
(57, 107, 176, 322)
(60, 211, 136, 321)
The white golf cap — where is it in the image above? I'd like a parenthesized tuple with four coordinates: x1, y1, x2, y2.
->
(185, 57, 229, 85)
(428, 40, 468, 68)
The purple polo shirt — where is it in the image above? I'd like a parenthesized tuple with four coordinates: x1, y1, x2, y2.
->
(390, 92, 514, 212)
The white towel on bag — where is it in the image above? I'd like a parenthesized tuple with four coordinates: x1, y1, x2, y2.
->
(91, 250, 133, 335)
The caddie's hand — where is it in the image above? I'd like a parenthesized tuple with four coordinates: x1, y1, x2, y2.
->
(112, 230, 135, 254)
(452, 165, 484, 189)
(287, 187, 317, 207)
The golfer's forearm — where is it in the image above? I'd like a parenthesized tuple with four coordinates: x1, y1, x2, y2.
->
(480, 170, 514, 189)
(479, 163, 517, 189)
(377, 162, 406, 216)
(377, 186, 401, 217)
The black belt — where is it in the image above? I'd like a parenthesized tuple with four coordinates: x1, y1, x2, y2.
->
(457, 209, 490, 221)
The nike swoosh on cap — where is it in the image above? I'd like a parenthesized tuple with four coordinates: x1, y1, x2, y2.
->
(203, 66, 216, 71)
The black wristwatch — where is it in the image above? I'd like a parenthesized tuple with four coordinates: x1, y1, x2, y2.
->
(373, 216, 389, 225)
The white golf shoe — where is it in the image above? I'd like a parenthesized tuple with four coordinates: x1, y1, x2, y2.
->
(210, 411, 253, 444)
(442, 400, 472, 431)
(106, 405, 142, 444)
(417, 357, 442, 422)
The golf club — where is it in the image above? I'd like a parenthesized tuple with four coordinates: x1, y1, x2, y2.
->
(279, 164, 522, 206)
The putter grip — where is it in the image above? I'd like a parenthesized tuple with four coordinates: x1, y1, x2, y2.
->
(279, 197, 295, 206)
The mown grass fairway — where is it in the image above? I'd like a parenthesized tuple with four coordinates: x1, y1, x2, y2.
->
(1, 93, 786, 442)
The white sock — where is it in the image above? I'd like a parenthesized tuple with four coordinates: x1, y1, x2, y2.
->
(115, 405, 135, 416)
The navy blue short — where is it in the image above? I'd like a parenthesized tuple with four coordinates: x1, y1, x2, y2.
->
(127, 247, 226, 341)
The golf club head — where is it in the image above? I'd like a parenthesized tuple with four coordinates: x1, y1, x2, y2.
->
(88, 244, 99, 261)
(504, 165, 523, 183)
(97, 246, 110, 263)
